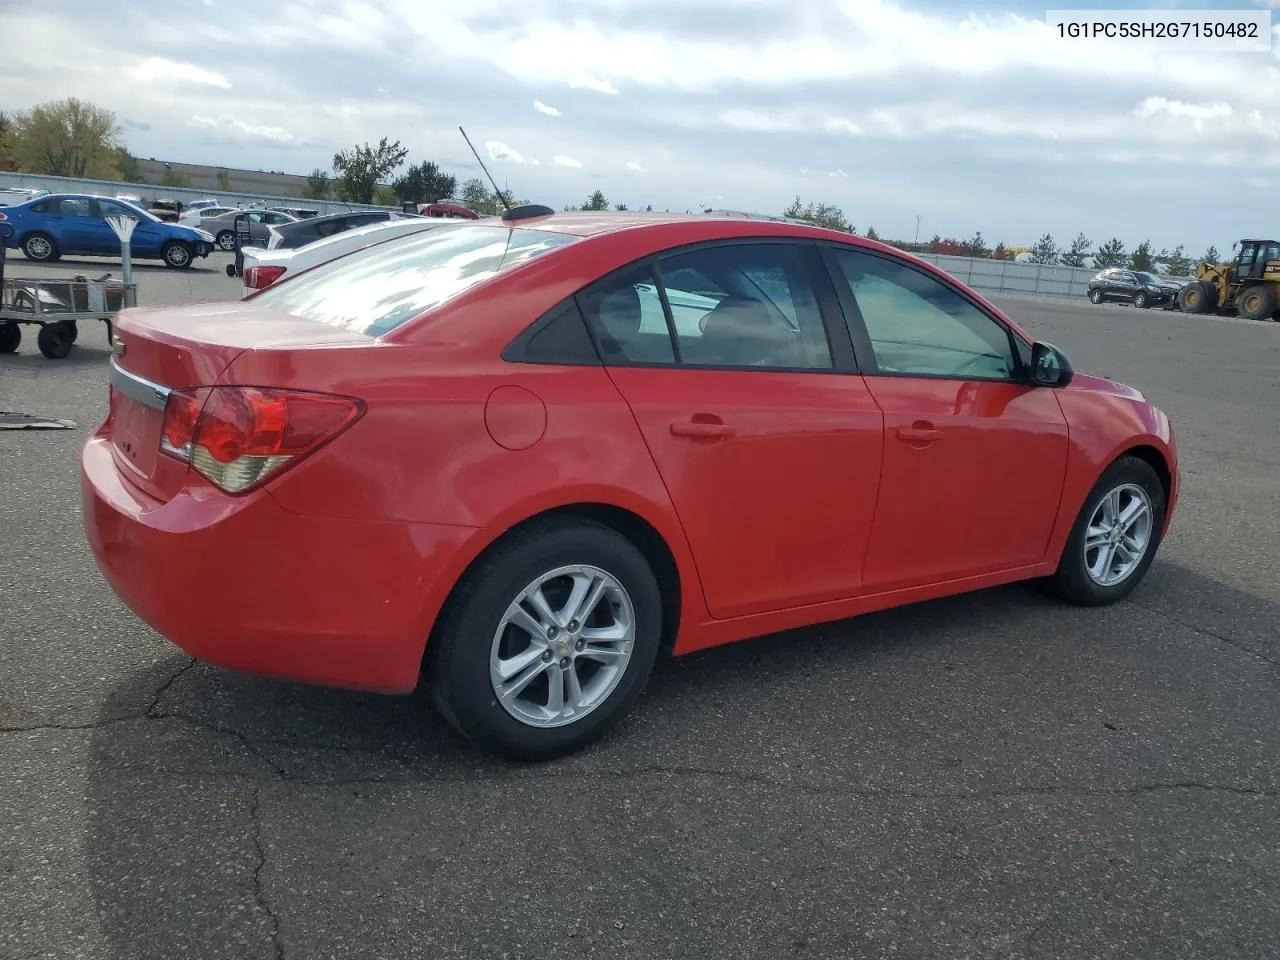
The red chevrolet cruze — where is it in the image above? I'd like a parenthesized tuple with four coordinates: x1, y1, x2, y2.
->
(82, 207, 1179, 760)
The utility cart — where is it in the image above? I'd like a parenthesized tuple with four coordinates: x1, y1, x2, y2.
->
(0, 221, 139, 359)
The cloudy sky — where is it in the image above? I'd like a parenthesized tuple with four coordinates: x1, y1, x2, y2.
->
(2, 0, 1278, 254)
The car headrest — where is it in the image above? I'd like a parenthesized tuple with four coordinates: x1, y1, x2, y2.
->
(699, 295, 787, 365)
(597, 283, 643, 339)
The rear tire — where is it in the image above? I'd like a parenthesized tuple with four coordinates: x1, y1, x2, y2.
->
(427, 518, 663, 761)
(21, 232, 58, 262)
(0, 322, 20, 353)
(1046, 455, 1167, 606)
(1089, 289, 1104, 304)
(1237, 284, 1276, 322)
(36, 321, 75, 359)
(216, 230, 236, 251)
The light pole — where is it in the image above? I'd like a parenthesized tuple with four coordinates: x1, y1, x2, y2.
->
(914, 215, 922, 243)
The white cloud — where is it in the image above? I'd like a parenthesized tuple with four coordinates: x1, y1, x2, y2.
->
(567, 73, 618, 95)
(132, 56, 231, 89)
(626, 161, 644, 172)
(486, 140, 528, 163)
(824, 117, 862, 136)
(187, 114, 294, 143)
(554, 155, 584, 168)
(828, 168, 848, 177)
(533, 99, 561, 116)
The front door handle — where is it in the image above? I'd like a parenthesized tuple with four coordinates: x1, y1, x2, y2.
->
(670, 420, 735, 440)
(897, 423, 942, 443)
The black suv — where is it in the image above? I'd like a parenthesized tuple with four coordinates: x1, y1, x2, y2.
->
(1087, 268, 1181, 309)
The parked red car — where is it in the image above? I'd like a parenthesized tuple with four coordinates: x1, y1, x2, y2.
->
(82, 208, 1179, 760)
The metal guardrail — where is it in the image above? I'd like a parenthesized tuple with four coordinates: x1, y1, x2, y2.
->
(0, 171, 395, 218)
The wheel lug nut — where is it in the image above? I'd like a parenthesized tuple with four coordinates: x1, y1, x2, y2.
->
(559, 657, 570, 669)
(567, 620, 579, 631)
(541, 650, 552, 662)
(575, 639, 585, 651)
(547, 626, 558, 638)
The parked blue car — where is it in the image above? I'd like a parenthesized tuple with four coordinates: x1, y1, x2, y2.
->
(0, 193, 216, 269)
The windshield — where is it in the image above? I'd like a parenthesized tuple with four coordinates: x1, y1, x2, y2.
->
(250, 224, 578, 336)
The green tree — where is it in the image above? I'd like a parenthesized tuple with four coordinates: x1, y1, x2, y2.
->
(1129, 239, 1154, 271)
(1166, 244, 1191, 276)
(965, 231, 989, 257)
(864, 225, 880, 241)
(581, 189, 609, 211)
(1093, 237, 1127, 268)
(1028, 233, 1059, 264)
(0, 112, 13, 171)
(302, 168, 331, 200)
(114, 147, 141, 182)
(1199, 245, 1220, 267)
(1060, 232, 1092, 267)
(614, 202, 628, 211)
(782, 195, 852, 232)
(392, 160, 457, 205)
(215, 168, 230, 191)
(372, 184, 400, 207)
(991, 242, 1013, 261)
(8, 97, 122, 178)
(332, 136, 408, 204)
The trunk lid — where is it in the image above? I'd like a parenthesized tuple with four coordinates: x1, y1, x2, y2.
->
(107, 302, 373, 502)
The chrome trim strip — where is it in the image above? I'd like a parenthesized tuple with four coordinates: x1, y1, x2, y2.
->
(109, 359, 171, 411)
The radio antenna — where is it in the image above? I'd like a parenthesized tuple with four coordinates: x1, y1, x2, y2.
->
(458, 125, 512, 212)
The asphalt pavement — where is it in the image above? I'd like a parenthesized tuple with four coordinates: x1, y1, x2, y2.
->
(2, 250, 1279, 960)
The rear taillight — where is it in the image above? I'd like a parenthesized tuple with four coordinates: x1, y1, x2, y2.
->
(243, 265, 287, 289)
(159, 386, 362, 494)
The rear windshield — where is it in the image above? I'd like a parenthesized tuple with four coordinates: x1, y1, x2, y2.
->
(250, 224, 578, 336)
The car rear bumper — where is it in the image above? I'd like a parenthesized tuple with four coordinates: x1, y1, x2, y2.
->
(80, 435, 473, 694)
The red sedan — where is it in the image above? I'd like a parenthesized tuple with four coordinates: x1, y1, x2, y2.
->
(82, 207, 1179, 760)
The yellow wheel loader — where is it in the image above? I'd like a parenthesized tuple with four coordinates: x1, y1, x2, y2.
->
(1179, 240, 1280, 321)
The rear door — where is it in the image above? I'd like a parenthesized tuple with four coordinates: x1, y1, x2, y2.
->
(578, 239, 885, 620)
(821, 243, 1069, 591)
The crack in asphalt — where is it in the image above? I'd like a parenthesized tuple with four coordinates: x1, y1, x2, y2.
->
(249, 786, 286, 960)
(1132, 602, 1280, 671)
(0, 658, 200, 734)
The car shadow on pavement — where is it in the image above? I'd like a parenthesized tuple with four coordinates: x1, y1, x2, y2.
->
(5, 256, 220, 275)
(81, 559, 1280, 960)
(0, 336, 110, 375)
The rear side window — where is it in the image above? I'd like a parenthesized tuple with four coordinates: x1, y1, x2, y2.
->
(250, 225, 578, 336)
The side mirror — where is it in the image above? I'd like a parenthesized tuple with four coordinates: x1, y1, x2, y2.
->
(1030, 341, 1074, 387)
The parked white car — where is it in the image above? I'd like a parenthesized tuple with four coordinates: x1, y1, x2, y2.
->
(238, 215, 468, 297)
(179, 204, 239, 227)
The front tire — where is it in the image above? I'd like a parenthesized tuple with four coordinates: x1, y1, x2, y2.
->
(1047, 455, 1166, 606)
(427, 519, 663, 761)
(162, 241, 193, 269)
(0, 322, 20, 353)
(1133, 291, 1148, 308)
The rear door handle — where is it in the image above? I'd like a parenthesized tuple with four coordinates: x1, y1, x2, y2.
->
(897, 424, 942, 443)
(670, 420, 735, 440)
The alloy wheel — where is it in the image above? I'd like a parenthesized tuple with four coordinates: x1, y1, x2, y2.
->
(489, 563, 636, 729)
(1083, 482, 1154, 586)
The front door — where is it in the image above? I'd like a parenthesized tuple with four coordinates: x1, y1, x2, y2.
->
(823, 244, 1070, 591)
(578, 240, 885, 620)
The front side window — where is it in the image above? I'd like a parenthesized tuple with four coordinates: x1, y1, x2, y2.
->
(250, 224, 578, 336)
(830, 248, 1017, 380)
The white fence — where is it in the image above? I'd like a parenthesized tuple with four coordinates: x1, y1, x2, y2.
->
(0, 171, 393, 217)
(916, 254, 1097, 299)
(912, 253, 1195, 300)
